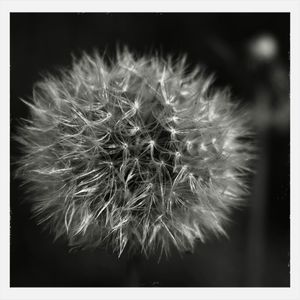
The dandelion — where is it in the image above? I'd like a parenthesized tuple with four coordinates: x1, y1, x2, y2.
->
(15, 49, 254, 258)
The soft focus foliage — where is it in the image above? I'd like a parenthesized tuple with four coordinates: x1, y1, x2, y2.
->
(15, 49, 254, 257)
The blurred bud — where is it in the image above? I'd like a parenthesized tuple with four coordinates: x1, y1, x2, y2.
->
(248, 33, 278, 62)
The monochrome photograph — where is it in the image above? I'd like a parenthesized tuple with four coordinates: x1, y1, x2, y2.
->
(9, 12, 290, 289)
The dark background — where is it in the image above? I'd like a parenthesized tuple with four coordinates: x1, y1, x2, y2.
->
(10, 13, 290, 287)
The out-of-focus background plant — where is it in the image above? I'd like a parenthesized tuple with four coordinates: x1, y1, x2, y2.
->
(10, 13, 289, 287)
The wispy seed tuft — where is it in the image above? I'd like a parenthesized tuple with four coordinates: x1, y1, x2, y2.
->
(15, 49, 255, 258)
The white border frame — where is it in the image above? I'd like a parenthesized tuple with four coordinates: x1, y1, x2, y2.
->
(1, 1, 299, 299)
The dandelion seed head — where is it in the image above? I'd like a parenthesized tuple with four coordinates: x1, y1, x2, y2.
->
(15, 48, 254, 258)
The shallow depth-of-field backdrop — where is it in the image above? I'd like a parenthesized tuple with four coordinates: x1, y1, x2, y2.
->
(10, 13, 290, 287)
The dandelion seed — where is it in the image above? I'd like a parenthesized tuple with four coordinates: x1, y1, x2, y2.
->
(171, 115, 179, 123)
(170, 127, 177, 139)
(200, 142, 207, 151)
(133, 101, 140, 110)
